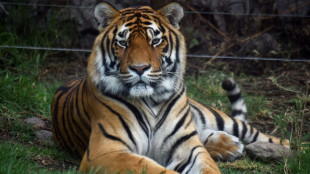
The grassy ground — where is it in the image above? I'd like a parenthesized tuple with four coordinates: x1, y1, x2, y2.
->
(1, 4, 309, 174)
(1, 59, 309, 173)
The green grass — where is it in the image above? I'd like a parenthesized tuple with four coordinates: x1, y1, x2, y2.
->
(0, 71, 61, 143)
(0, 72, 58, 116)
(0, 141, 40, 174)
(0, 141, 79, 174)
(283, 148, 310, 174)
(218, 156, 280, 173)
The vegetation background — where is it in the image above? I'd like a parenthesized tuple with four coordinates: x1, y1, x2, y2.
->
(0, 0, 309, 173)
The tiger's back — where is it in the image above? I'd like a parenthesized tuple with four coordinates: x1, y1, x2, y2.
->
(52, 78, 91, 157)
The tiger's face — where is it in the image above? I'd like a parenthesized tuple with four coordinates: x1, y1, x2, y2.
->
(88, 2, 185, 101)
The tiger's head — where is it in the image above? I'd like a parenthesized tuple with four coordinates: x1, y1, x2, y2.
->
(88, 2, 185, 102)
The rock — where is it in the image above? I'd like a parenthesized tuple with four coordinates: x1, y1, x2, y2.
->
(25, 117, 52, 141)
(245, 33, 281, 56)
(25, 117, 46, 128)
(35, 130, 53, 141)
(245, 142, 292, 161)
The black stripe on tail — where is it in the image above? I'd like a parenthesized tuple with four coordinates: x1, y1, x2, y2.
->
(222, 78, 248, 122)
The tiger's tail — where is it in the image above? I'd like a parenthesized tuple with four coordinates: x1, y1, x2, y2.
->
(222, 78, 248, 122)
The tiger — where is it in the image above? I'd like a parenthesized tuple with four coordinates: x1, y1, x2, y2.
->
(51, 2, 289, 174)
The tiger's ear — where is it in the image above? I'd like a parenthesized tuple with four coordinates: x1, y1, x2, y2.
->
(94, 2, 119, 32)
(157, 2, 184, 29)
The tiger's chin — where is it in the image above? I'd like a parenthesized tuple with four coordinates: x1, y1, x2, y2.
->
(129, 83, 154, 98)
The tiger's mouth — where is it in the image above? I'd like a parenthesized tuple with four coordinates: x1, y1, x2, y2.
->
(128, 81, 154, 97)
(132, 81, 149, 89)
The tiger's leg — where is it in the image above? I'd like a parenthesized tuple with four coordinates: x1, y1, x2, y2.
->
(154, 109, 221, 174)
(164, 134, 221, 174)
(81, 142, 220, 174)
(80, 124, 220, 174)
(190, 99, 289, 162)
(199, 129, 244, 161)
(79, 122, 178, 174)
(80, 151, 178, 174)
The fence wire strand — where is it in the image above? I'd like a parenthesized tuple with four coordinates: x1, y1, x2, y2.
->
(1, 1, 310, 18)
(1, 1, 309, 62)
(1, 45, 309, 62)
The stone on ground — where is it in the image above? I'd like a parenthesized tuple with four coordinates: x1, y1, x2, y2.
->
(245, 142, 292, 161)
(24, 117, 46, 128)
(35, 130, 53, 141)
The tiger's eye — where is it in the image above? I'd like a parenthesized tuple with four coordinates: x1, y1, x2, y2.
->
(152, 38, 161, 45)
(117, 40, 127, 47)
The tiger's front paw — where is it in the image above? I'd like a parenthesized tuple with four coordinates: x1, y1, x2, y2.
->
(204, 132, 244, 162)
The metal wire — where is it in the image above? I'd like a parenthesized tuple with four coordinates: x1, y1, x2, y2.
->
(1, 1, 309, 62)
(1, 1, 94, 9)
(1, 45, 309, 62)
(1, 1, 310, 18)
(186, 54, 310, 62)
(0, 45, 92, 53)
(184, 11, 310, 18)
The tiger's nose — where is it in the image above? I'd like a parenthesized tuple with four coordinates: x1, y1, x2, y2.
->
(129, 64, 151, 75)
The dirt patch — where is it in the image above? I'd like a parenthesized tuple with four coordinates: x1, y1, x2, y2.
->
(0, 130, 10, 142)
(41, 53, 88, 82)
(34, 154, 79, 171)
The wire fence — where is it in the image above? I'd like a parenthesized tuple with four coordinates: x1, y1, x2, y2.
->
(1, 45, 309, 62)
(2, 1, 310, 17)
(1, 1, 310, 62)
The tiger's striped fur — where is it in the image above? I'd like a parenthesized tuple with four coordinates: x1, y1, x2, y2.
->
(52, 2, 289, 174)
